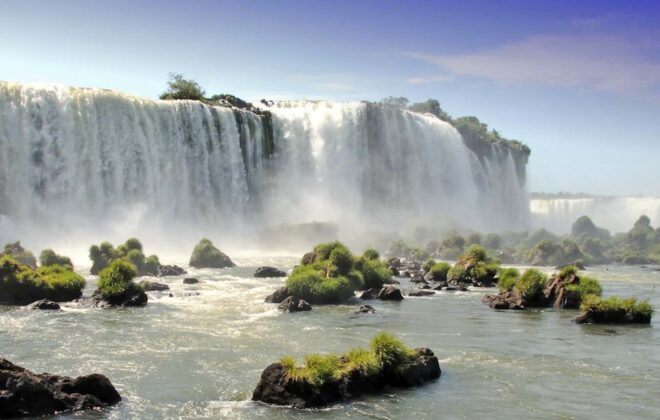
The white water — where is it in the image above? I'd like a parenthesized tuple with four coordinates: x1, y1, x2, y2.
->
(530, 197, 660, 234)
(0, 83, 529, 258)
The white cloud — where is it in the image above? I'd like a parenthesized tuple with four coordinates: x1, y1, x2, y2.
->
(403, 32, 660, 97)
(289, 73, 359, 93)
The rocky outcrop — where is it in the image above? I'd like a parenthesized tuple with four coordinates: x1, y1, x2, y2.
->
(189, 239, 235, 269)
(25, 299, 60, 310)
(277, 296, 312, 312)
(482, 272, 581, 310)
(251, 348, 440, 408)
(265, 287, 290, 303)
(157, 265, 186, 277)
(0, 358, 121, 418)
(74, 288, 148, 309)
(254, 266, 287, 278)
(574, 310, 652, 324)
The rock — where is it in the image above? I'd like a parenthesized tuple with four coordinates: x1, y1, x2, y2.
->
(251, 347, 440, 408)
(389, 266, 400, 276)
(301, 251, 318, 265)
(25, 299, 60, 310)
(265, 287, 290, 303)
(378, 286, 404, 301)
(481, 292, 525, 310)
(574, 309, 652, 324)
(359, 288, 381, 300)
(355, 304, 376, 314)
(189, 239, 235, 269)
(387, 257, 402, 268)
(183, 277, 199, 284)
(138, 280, 170, 292)
(384, 348, 442, 387)
(254, 266, 287, 278)
(277, 296, 312, 312)
(420, 285, 431, 289)
(410, 275, 428, 284)
(407, 290, 435, 297)
(157, 264, 186, 277)
(75, 288, 148, 309)
(0, 358, 121, 418)
(432, 281, 448, 290)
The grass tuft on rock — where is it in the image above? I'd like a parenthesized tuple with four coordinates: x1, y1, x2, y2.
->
(97, 259, 140, 299)
(496, 267, 520, 292)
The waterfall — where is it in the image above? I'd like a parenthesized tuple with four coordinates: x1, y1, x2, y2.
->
(0, 82, 530, 253)
(531, 196, 660, 234)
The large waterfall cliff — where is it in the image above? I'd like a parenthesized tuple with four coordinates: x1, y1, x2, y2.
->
(0, 82, 530, 249)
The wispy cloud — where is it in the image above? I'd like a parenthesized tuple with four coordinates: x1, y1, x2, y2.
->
(403, 31, 660, 98)
(406, 74, 453, 85)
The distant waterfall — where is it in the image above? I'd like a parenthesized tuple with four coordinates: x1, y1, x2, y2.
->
(0, 82, 530, 251)
(531, 197, 660, 234)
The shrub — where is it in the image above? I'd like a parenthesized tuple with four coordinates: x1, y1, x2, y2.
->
(39, 249, 73, 270)
(159, 73, 205, 100)
(465, 244, 487, 262)
(516, 269, 548, 301)
(97, 259, 138, 299)
(329, 246, 353, 276)
(497, 267, 520, 292)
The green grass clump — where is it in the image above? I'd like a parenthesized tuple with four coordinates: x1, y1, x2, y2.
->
(558, 265, 578, 279)
(89, 238, 163, 275)
(429, 262, 451, 281)
(97, 259, 139, 299)
(515, 269, 548, 301)
(422, 258, 437, 273)
(581, 295, 654, 319)
(286, 264, 354, 304)
(38, 249, 73, 270)
(280, 332, 417, 386)
(288, 241, 391, 303)
(0, 255, 85, 303)
(496, 267, 520, 292)
(566, 275, 602, 299)
(447, 245, 499, 286)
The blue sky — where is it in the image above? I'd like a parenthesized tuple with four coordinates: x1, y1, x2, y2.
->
(1, 0, 659, 196)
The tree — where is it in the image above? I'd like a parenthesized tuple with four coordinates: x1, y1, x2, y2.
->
(159, 73, 205, 100)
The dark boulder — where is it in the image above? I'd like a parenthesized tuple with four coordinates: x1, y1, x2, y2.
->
(277, 296, 312, 312)
(301, 252, 318, 265)
(384, 348, 442, 387)
(25, 299, 61, 310)
(157, 265, 186, 277)
(359, 288, 381, 300)
(138, 280, 170, 292)
(378, 286, 404, 301)
(0, 358, 121, 418)
(481, 292, 525, 310)
(574, 309, 652, 324)
(75, 288, 148, 308)
(183, 277, 199, 285)
(265, 287, 290, 303)
(254, 266, 287, 278)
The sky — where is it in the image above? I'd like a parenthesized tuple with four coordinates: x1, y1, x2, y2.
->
(1, 0, 659, 196)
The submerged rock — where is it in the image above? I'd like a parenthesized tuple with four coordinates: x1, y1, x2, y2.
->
(183, 277, 199, 284)
(251, 347, 440, 408)
(25, 299, 60, 310)
(355, 304, 376, 314)
(0, 358, 121, 418)
(74, 288, 148, 309)
(407, 290, 435, 297)
(254, 266, 287, 278)
(277, 296, 312, 312)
